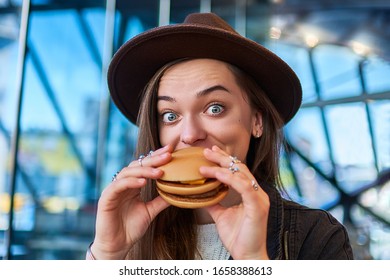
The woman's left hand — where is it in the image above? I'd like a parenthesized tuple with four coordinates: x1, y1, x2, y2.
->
(199, 145, 270, 260)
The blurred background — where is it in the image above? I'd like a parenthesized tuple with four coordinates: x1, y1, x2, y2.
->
(0, 0, 389, 260)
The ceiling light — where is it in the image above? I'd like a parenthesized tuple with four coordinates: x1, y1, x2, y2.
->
(351, 41, 371, 56)
(304, 34, 319, 48)
(270, 26, 282, 39)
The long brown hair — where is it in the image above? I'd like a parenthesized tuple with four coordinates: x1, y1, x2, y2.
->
(227, 64, 284, 187)
(127, 59, 284, 259)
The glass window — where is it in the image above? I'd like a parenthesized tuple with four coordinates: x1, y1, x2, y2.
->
(312, 44, 362, 100)
(285, 107, 332, 175)
(351, 200, 390, 260)
(325, 103, 377, 192)
(1, 2, 108, 260)
(368, 101, 390, 171)
(0, 5, 23, 259)
(269, 43, 317, 103)
(171, 0, 200, 23)
(29, 10, 102, 134)
(288, 153, 340, 210)
(364, 56, 390, 94)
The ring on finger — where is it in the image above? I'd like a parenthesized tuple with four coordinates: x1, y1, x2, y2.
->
(228, 156, 241, 174)
(229, 166, 240, 174)
(138, 154, 145, 167)
(229, 156, 241, 164)
(229, 161, 240, 174)
(251, 180, 259, 191)
(112, 171, 120, 182)
(147, 150, 154, 157)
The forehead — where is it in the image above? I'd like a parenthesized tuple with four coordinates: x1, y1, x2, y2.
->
(158, 59, 236, 89)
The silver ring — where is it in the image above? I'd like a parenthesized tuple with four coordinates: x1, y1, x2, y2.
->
(147, 150, 154, 157)
(228, 156, 241, 174)
(251, 180, 259, 191)
(138, 154, 145, 167)
(112, 171, 120, 182)
(229, 156, 241, 164)
(229, 166, 240, 174)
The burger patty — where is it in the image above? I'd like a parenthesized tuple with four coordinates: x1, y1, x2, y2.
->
(158, 185, 227, 200)
(179, 185, 224, 199)
(156, 178, 221, 195)
(158, 178, 214, 187)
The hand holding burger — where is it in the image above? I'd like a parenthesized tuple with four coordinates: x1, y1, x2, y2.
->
(156, 147, 228, 208)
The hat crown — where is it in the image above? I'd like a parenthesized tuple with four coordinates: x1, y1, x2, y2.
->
(183, 13, 237, 34)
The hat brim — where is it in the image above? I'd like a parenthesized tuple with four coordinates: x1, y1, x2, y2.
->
(108, 24, 302, 125)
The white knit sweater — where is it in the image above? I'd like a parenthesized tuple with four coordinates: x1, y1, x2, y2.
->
(196, 223, 229, 260)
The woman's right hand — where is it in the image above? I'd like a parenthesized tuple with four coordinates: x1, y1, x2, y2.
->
(90, 145, 173, 259)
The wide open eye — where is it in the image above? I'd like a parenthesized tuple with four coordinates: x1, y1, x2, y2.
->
(161, 111, 178, 123)
(206, 104, 225, 116)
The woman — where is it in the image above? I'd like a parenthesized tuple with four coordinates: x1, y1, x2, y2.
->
(87, 13, 353, 260)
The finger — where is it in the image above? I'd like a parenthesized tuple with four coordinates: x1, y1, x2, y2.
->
(204, 203, 226, 223)
(116, 165, 164, 181)
(211, 145, 229, 156)
(127, 144, 173, 168)
(127, 150, 172, 169)
(214, 169, 255, 194)
(200, 162, 251, 185)
(145, 196, 170, 221)
(102, 177, 147, 198)
(140, 145, 174, 168)
(213, 170, 268, 208)
(201, 165, 265, 201)
(145, 144, 173, 160)
(204, 146, 245, 171)
(204, 146, 229, 165)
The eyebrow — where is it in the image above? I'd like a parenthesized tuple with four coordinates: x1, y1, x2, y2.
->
(157, 84, 231, 102)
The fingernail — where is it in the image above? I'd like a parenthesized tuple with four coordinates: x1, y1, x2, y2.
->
(212, 145, 220, 151)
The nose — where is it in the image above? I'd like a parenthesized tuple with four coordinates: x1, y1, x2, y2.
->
(180, 117, 206, 145)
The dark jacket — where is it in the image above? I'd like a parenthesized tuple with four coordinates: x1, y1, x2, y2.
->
(264, 183, 354, 260)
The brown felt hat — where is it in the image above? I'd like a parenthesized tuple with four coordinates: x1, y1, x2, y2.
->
(108, 13, 302, 125)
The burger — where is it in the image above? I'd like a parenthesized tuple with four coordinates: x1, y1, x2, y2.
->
(156, 147, 228, 208)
